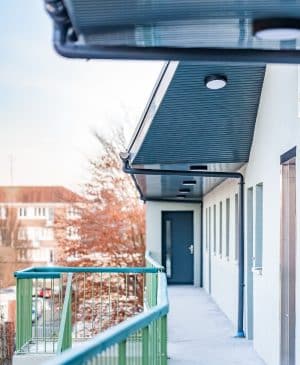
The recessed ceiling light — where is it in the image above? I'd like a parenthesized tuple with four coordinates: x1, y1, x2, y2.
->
(176, 194, 186, 199)
(205, 75, 227, 90)
(190, 165, 208, 171)
(253, 18, 300, 41)
(179, 188, 190, 193)
(182, 180, 197, 186)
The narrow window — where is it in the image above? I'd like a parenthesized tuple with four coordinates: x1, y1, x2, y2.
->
(219, 201, 223, 256)
(225, 198, 230, 258)
(235, 193, 239, 261)
(50, 249, 54, 263)
(19, 207, 27, 217)
(213, 204, 216, 254)
(208, 207, 212, 254)
(255, 183, 263, 268)
(206, 208, 208, 250)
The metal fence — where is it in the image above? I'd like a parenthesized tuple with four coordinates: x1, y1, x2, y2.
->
(14, 254, 167, 364)
(45, 253, 168, 365)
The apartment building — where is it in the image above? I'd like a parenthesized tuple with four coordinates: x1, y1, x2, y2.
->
(0, 186, 80, 287)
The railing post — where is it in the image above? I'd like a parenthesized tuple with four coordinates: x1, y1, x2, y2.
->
(16, 278, 32, 351)
(161, 315, 168, 365)
(142, 326, 149, 365)
(57, 273, 73, 353)
(118, 340, 127, 365)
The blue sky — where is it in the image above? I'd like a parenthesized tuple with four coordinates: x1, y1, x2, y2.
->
(0, 1, 162, 189)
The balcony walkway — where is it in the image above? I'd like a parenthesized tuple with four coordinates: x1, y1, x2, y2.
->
(168, 286, 266, 365)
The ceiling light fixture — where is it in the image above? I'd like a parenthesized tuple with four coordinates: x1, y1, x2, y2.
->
(176, 194, 186, 199)
(205, 75, 227, 90)
(182, 180, 197, 186)
(253, 18, 300, 41)
(179, 188, 191, 193)
(190, 165, 208, 171)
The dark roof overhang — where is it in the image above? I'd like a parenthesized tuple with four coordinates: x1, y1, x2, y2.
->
(45, 0, 300, 63)
(124, 62, 265, 202)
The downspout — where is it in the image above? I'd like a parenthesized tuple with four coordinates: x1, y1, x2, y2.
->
(200, 201, 204, 288)
(122, 160, 245, 338)
(237, 175, 245, 338)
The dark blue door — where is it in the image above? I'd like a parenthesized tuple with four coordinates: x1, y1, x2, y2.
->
(162, 211, 194, 284)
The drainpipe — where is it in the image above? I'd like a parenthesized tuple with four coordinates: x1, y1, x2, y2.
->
(200, 201, 204, 288)
(122, 159, 245, 338)
(236, 175, 245, 338)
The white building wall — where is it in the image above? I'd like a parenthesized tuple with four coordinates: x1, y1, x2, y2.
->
(203, 65, 300, 365)
(203, 179, 240, 327)
(146, 201, 201, 286)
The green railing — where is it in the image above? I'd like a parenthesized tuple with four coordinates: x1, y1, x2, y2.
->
(15, 268, 68, 354)
(14, 255, 167, 362)
(44, 254, 168, 365)
(57, 273, 73, 353)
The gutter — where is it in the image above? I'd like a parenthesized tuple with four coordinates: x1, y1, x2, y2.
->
(122, 159, 245, 338)
(50, 22, 300, 64)
(45, 1, 298, 65)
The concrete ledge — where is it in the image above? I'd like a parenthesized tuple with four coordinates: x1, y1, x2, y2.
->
(13, 353, 55, 365)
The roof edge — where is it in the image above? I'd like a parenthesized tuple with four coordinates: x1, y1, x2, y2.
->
(127, 61, 179, 160)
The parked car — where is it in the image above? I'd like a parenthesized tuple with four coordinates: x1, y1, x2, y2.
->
(37, 287, 52, 298)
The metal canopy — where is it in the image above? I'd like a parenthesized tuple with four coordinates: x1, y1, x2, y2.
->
(127, 62, 265, 201)
(46, 0, 300, 62)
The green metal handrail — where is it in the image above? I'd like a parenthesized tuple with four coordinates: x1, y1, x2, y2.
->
(14, 263, 165, 359)
(15, 271, 65, 354)
(45, 269, 168, 365)
(57, 273, 73, 353)
(145, 251, 164, 308)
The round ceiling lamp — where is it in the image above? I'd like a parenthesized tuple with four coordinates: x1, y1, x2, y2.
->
(253, 18, 300, 41)
(205, 75, 227, 90)
(182, 180, 197, 186)
(179, 188, 191, 193)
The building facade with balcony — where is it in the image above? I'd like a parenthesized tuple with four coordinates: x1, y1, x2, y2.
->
(0, 186, 81, 287)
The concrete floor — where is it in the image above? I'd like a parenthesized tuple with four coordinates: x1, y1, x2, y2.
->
(168, 286, 266, 365)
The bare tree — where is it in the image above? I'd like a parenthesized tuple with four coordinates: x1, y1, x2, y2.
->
(55, 128, 145, 267)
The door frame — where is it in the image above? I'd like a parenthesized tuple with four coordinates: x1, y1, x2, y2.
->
(162, 210, 194, 285)
(280, 147, 297, 365)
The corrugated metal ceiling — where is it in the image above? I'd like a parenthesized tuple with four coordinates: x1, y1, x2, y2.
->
(127, 62, 265, 201)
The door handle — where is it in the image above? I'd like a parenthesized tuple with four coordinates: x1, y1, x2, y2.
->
(188, 244, 194, 255)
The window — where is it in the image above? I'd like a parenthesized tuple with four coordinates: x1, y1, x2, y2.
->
(67, 206, 80, 219)
(45, 228, 54, 240)
(255, 183, 263, 268)
(18, 227, 27, 240)
(49, 249, 54, 263)
(18, 249, 27, 261)
(205, 208, 208, 250)
(213, 204, 216, 254)
(0, 207, 7, 219)
(209, 206, 211, 253)
(48, 208, 54, 223)
(19, 207, 27, 217)
(219, 201, 223, 256)
(34, 207, 47, 217)
(226, 198, 230, 258)
(67, 226, 79, 240)
(235, 193, 239, 261)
